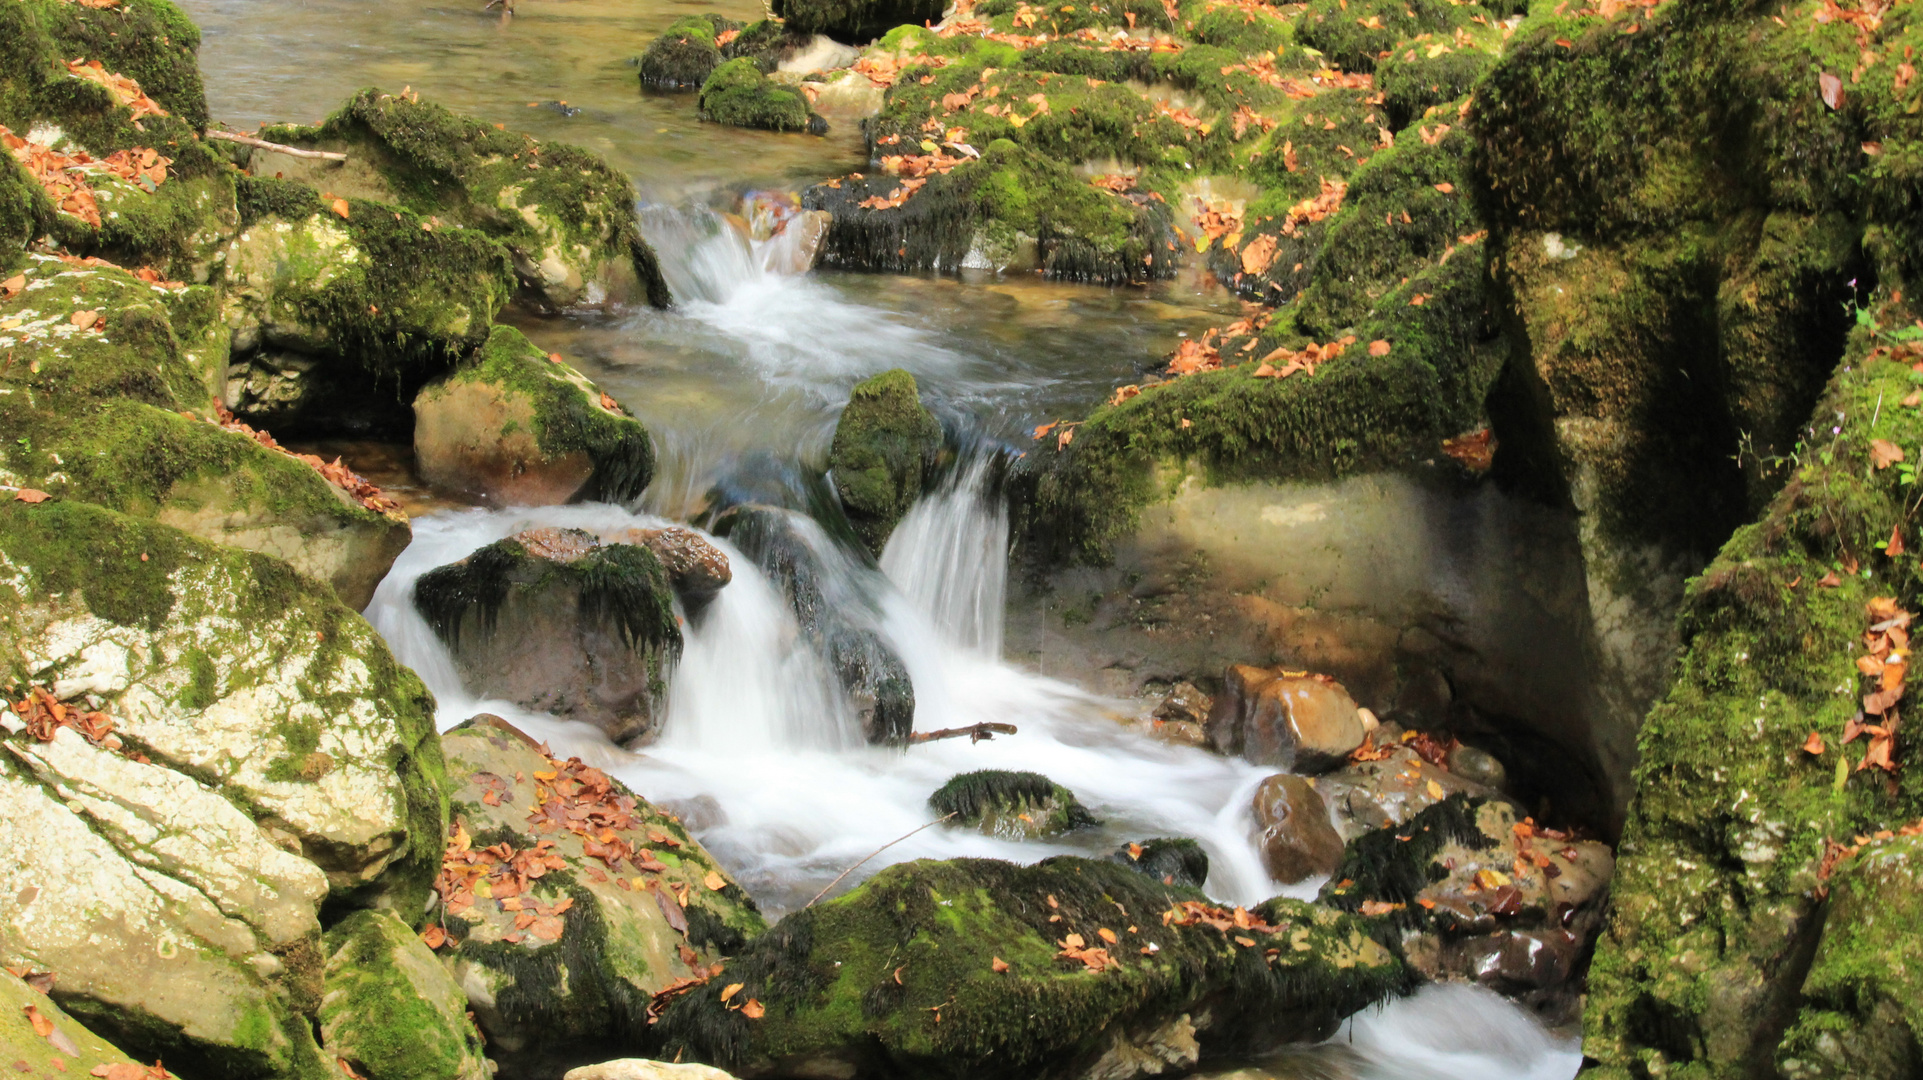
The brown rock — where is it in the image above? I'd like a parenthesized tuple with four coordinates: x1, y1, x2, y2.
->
(414, 377, 593, 505)
(1316, 739, 1503, 841)
(1251, 774, 1344, 883)
(612, 526, 731, 606)
(1205, 664, 1365, 772)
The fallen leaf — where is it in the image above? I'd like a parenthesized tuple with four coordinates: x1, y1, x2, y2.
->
(70, 309, 98, 327)
(1871, 439, 1904, 469)
(1097, 928, 1119, 944)
(1890, 525, 1906, 557)
(330, 198, 350, 219)
(420, 925, 448, 949)
(740, 999, 765, 1019)
(548, 352, 564, 364)
(1425, 779, 1445, 799)
(25, 1005, 53, 1037)
(1820, 71, 1845, 110)
(1368, 339, 1391, 356)
(14, 489, 50, 503)
(0, 274, 24, 298)
(1803, 731, 1826, 755)
(704, 870, 727, 890)
(720, 982, 744, 1002)
(992, 956, 1010, 972)
(1433, 182, 1454, 193)
(1819, 570, 1842, 587)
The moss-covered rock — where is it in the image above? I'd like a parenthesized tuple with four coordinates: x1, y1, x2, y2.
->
(773, 0, 944, 45)
(1108, 837, 1210, 888)
(827, 369, 940, 555)
(0, 970, 159, 1080)
(319, 910, 490, 1080)
(413, 325, 655, 505)
(654, 856, 1409, 1077)
(698, 59, 824, 133)
(0, 148, 52, 255)
(414, 529, 681, 745)
(0, 499, 446, 1078)
(256, 88, 672, 310)
(930, 769, 1098, 839)
(433, 717, 766, 1062)
(641, 15, 739, 90)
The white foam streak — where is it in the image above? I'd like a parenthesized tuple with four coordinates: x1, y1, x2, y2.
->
(880, 458, 1008, 658)
(1337, 984, 1582, 1080)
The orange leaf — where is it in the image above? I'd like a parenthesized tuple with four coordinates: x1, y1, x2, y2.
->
(547, 352, 564, 364)
(420, 925, 448, 949)
(1819, 570, 1842, 587)
(1097, 927, 1119, 944)
(1890, 525, 1907, 558)
(1819, 71, 1845, 110)
(991, 956, 1010, 972)
(704, 870, 727, 890)
(1368, 339, 1391, 356)
(1, 274, 24, 298)
(720, 982, 744, 1002)
(599, 392, 619, 411)
(1433, 182, 1454, 193)
(26, 1004, 53, 1037)
(1802, 731, 1826, 755)
(1870, 439, 1904, 469)
(14, 489, 50, 503)
(330, 198, 350, 219)
(740, 998, 765, 1019)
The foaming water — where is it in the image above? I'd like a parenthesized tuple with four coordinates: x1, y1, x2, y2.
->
(880, 457, 1008, 658)
(1231, 985, 1580, 1080)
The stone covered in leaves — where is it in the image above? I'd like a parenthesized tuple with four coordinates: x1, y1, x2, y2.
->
(413, 325, 655, 506)
(320, 910, 490, 1080)
(0, 969, 160, 1080)
(827, 369, 941, 555)
(930, 769, 1098, 840)
(413, 527, 681, 745)
(431, 717, 766, 1060)
(653, 856, 1408, 1078)
(0, 499, 446, 1078)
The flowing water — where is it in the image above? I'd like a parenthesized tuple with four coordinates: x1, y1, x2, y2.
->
(185, 2, 1582, 1074)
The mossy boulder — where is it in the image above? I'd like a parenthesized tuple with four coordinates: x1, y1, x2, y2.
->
(827, 369, 941, 555)
(0, 499, 446, 1077)
(772, 0, 944, 45)
(641, 16, 739, 90)
(413, 325, 655, 506)
(708, 504, 914, 743)
(0, 149, 53, 255)
(433, 717, 766, 1062)
(1107, 837, 1209, 888)
(414, 529, 682, 745)
(930, 770, 1098, 840)
(653, 856, 1409, 1077)
(0, 970, 158, 1079)
(255, 88, 672, 310)
(697, 59, 824, 133)
(320, 910, 490, 1080)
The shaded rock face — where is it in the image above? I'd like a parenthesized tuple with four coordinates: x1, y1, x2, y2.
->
(320, 910, 490, 1080)
(827, 369, 942, 556)
(433, 718, 766, 1067)
(1108, 838, 1210, 888)
(1207, 665, 1365, 773)
(641, 15, 734, 90)
(0, 970, 155, 1079)
(772, 0, 945, 48)
(1316, 730, 1514, 841)
(413, 528, 681, 745)
(929, 769, 1098, 840)
(654, 856, 1408, 1079)
(0, 500, 445, 1079)
(1251, 775, 1344, 885)
(1322, 796, 1612, 1024)
(412, 326, 654, 507)
(709, 504, 913, 743)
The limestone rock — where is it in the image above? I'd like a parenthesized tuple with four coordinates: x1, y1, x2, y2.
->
(413, 325, 655, 506)
(929, 769, 1098, 840)
(827, 370, 941, 555)
(0, 500, 446, 1075)
(1251, 775, 1344, 884)
(1206, 665, 1365, 773)
(1108, 837, 1209, 888)
(413, 527, 681, 745)
(653, 856, 1407, 1078)
(320, 910, 489, 1080)
(566, 1061, 739, 1080)
(434, 718, 766, 1061)
(0, 970, 155, 1079)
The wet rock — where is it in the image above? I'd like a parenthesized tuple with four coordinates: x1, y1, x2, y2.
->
(930, 769, 1097, 839)
(1313, 732, 1513, 841)
(435, 718, 765, 1061)
(1109, 837, 1209, 888)
(709, 503, 914, 743)
(567, 1062, 739, 1080)
(0, 969, 155, 1079)
(776, 34, 862, 74)
(654, 856, 1408, 1078)
(1206, 665, 1366, 773)
(640, 15, 738, 89)
(828, 369, 942, 555)
(609, 525, 732, 608)
(319, 910, 490, 1080)
(0, 500, 445, 1076)
(1153, 681, 1212, 726)
(413, 527, 681, 744)
(1446, 743, 1508, 791)
(699, 59, 826, 133)
(413, 325, 654, 506)
(1251, 775, 1344, 884)
(772, 0, 944, 44)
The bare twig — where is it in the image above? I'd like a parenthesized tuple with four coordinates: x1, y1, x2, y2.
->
(803, 812, 959, 909)
(205, 129, 346, 162)
(907, 722, 1018, 744)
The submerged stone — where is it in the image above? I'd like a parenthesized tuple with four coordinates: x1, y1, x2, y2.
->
(827, 369, 942, 556)
(929, 769, 1098, 839)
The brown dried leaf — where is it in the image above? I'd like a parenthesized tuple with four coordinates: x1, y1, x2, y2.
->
(14, 489, 50, 503)
(1871, 439, 1904, 469)
(1820, 70, 1845, 109)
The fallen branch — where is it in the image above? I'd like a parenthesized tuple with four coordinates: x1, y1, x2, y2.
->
(907, 722, 1018, 744)
(804, 812, 958, 909)
(204, 129, 346, 162)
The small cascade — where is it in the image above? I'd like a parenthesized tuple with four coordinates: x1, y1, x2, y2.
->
(880, 455, 1008, 658)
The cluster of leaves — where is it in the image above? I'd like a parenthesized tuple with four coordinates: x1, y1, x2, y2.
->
(428, 820, 573, 946)
(11, 684, 122, 751)
(1, 125, 170, 229)
(208, 404, 400, 514)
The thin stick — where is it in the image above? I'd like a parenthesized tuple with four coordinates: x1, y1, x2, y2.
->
(804, 812, 958, 909)
(205, 129, 346, 162)
(907, 722, 1018, 744)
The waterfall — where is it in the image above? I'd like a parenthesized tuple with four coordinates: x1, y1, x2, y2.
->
(880, 456, 1008, 658)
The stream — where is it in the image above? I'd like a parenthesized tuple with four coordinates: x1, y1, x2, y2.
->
(181, 1, 1585, 1075)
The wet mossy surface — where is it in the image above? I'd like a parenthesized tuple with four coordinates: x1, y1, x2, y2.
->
(642, 15, 737, 90)
(929, 769, 1098, 838)
(1107, 838, 1209, 888)
(654, 856, 1409, 1076)
(828, 368, 941, 554)
(319, 910, 489, 1080)
(698, 59, 824, 133)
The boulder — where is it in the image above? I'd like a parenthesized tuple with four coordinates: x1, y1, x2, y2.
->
(607, 526, 732, 609)
(827, 369, 942, 555)
(653, 857, 1409, 1078)
(709, 504, 913, 743)
(771, 0, 944, 44)
(432, 718, 766, 1061)
(640, 16, 736, 90)
(0, 970, 157, 1079)
(1314, 731, 1507, 841)
(1108, 837, 1210, 888)
(1250, 775, 1344, 884)
(698, 59, 826, 134)
(1205, 666, 1366, 773)
(412, 325, 655, 506)
(319, 910, 490, 1080)
(568, 1062, 739, 1080)
(929, 769, 1097, 840)
(253, 89, 672, 310)
(0, 500, 446, 1077)
(413, 528, 681, 744)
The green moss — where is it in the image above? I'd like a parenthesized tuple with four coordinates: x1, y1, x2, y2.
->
(655, 856, 1408, 1074)
(1107, 838, 1210, 888)
(827, 369, 940, 554)
(1292, 0, 1485, 73)
(1318, 794, 1491, 930)
(698, 59, 822, 133)
(320, 910, 488, 1080)
(0, 149, 52, 254)
(641, 15, 737, 89)
(929, 769, 1098, 837)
